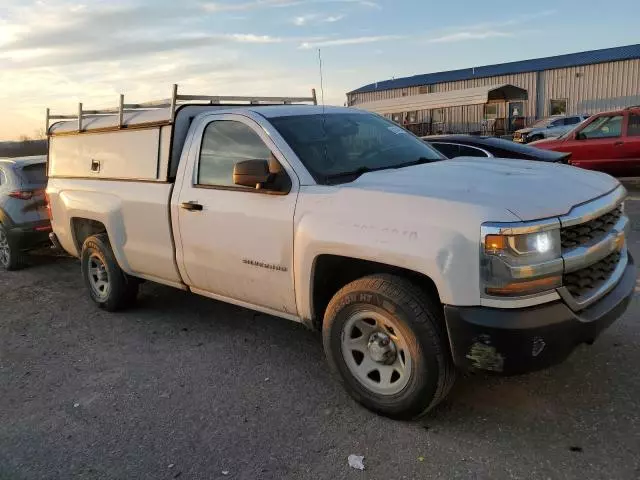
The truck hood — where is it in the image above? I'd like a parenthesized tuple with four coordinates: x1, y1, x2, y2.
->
(345, 158, 619, 221)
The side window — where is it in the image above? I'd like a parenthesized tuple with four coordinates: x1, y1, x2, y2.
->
(198, 120, 272, 187)
(430, 142, 459, 158)
(628, 113, 640, 137)
(564, 117, 581, 126)
(458, 145, 489, 157)
(0, 168, 5, 185)
(579, 115, 623, 139)
(550, 119, 564, 127)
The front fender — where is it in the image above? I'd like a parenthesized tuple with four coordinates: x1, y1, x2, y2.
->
(293, 211, 481, 322)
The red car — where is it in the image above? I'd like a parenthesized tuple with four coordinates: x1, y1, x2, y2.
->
(532, 106, 640, 177)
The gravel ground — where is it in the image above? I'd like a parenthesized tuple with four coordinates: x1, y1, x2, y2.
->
(1, 201, 639, 480)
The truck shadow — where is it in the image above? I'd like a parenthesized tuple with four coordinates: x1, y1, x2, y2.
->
(134, 278, 639, 433)
(425, 309, 639, 438)
(12, 250, 639, 456)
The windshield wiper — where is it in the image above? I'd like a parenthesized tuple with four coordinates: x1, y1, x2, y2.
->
(393, 156, 441, 169)
(324, 166, 382, 183)
(323, 157, 440, 184)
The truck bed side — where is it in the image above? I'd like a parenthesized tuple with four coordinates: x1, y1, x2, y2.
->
(47, 178, 183, 287)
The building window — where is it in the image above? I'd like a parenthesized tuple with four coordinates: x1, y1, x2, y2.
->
(391, 113, 402, 124)
(550, 99, 567, 115)
(418, 86, 429, 94)
(484, 104, 498, 120)
(432, 108, 444, 123)
(406, 111, 417, 123)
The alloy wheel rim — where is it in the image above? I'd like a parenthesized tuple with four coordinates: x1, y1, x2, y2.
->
(341, 309, 412, 396)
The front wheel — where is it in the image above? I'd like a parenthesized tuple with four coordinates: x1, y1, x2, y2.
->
(81, 233, 139, 311)
(323, 274, 456, 419)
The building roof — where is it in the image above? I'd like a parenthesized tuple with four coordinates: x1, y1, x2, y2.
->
(356, 84, 527, 114)
(349, 44, 640, 95)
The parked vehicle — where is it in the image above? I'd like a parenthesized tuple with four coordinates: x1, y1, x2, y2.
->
(0, 155, 51, 270)
(513, 115, 589, 144)
(423, 135, 571, 163)
(532, 106, 640, 177)
(46, 86, 635, 419)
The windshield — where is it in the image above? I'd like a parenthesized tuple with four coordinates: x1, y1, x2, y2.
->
(529, 117, 554, 128)
(556, 119, 586, 139)
(269, 113, 444, 184)
(19, 163, 47, 185)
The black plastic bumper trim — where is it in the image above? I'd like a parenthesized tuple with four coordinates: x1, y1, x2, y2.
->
(444, 253, 636, 375)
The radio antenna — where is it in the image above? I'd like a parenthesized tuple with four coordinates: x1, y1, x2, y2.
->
(317, 48, 329, 176)
(318, 48, 325, 110)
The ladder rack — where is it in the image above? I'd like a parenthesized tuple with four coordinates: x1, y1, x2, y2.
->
(46, 84, 318, 133)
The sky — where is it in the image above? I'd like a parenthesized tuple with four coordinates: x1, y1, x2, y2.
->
(1, 0, 639, 140)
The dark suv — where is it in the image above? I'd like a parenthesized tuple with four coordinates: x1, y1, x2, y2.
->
(0, 156, 51, 270)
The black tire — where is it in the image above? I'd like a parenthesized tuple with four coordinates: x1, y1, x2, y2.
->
(323, 274, 456, 419)
(0, 224, 25, 271)
(81, 233, 139, 311)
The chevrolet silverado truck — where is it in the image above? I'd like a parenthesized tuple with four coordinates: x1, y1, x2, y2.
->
(46, 86, 636, 419)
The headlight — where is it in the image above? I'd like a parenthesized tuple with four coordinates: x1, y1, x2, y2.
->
(481, 225, 563, 298)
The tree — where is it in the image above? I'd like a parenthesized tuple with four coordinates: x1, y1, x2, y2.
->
(33, 128, 47, 140)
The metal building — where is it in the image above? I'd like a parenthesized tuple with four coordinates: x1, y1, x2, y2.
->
(347, 44, 640, 136)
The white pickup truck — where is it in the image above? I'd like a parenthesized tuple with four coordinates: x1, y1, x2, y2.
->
(46, 86, 635, 419)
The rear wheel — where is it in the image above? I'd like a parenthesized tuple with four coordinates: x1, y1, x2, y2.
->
(323, 274, 456, 419)
(81, 233, 139, 311)
(0, 224, 25, 271)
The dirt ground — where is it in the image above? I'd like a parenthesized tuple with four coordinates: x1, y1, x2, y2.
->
(1, 200, 639, 480)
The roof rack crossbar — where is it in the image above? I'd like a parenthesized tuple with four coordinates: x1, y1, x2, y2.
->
(46, 84, 318, 133)
(176, 94, 316, 103)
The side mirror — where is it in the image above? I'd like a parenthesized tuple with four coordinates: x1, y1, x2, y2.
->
(575, 132, 586, 140)
(233, 159, 271, 189)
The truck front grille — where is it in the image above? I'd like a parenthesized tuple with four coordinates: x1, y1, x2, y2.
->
(560, 205, 622, 250)
(563, 251, 621, 301)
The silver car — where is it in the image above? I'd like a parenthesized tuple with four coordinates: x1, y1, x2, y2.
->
(513, 114, 589, 144)
(0, 156, 51, 270)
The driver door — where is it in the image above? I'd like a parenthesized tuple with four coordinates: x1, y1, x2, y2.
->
(174, 114, 299, 316)
(565, 114, 625, 175)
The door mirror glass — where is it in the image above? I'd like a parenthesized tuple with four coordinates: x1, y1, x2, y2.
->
(233, 159, 271, 188)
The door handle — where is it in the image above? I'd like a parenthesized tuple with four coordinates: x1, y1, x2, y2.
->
(90, 159, 100, 172)
(614, 141, 624, 146)
(181, 201, 203, 211)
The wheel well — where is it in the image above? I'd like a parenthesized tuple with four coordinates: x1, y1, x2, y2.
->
(71, 218, 107, 253)
(311, 254, 440, 329)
